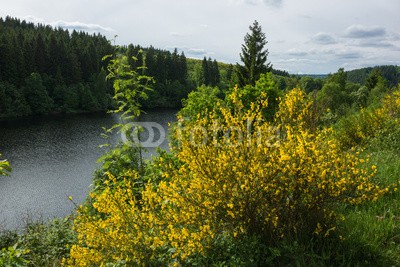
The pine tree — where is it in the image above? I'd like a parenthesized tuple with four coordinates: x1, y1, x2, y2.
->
(201, 57, 209, 85)
(144, 46, 156, 78)
(179, 51, 187, 84)
(212, 59, 220, 86)
(34, 33, 47, 74)
(236, 20, 272, 86)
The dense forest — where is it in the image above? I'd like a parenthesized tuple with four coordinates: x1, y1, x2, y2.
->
(0, 16, 114, 118)
(0, 16, 229, 118)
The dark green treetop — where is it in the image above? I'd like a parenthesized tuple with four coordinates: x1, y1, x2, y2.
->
(236, 20, 272, 86)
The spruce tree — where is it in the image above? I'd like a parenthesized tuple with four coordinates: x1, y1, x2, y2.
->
(201, 57, 209, 85)
(236, 20, 272, 86)
(212, 59, 220, 86)
(179, 51, 188, 84)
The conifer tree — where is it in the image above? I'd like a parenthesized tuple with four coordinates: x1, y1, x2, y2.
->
(201, 57, 209, 85)
(236, 20, 272, 86)
(212, 59, 220, 86)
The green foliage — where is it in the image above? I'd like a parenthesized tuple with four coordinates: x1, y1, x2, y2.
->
(300, 76, 323, 94)
(19, 217, 77, 266)
(94, 143, 141, 189)
(331, 108, 400, 266)
(350, 85, 369, 108)
(200, 57, 221, 87)
(105, 53, 152, 120)
(236, 20, 272, 86)
(335, 90, 400, 148)
(95, 52, 153, 187)
(224, 72, 281, 121)
(0, 245, 30, 267)
(0, 154, 11, 176)
(120, 44, 191, 109)
(22, 73, 53, 115)
(179, 85, 222, 120)
(347, 65, 400, 87)
(190, 233, 271, 266)
(317, 82, 347, 115)
(0, 216, 76, 267)
(253, 72, 281, 120)
(0, 16, 114, 119)
(0, 81, 31, 118)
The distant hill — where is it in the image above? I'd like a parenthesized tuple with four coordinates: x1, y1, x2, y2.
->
(294, 65, 400, 87)
(346, 65, 400, 86)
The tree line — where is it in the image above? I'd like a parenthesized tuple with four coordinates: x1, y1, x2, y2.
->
(1, 16, 399, 120)
(0, 16, 227, 117)
(0, 16, 115, 118)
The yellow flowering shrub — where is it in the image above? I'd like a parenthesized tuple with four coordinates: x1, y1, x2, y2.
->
(382, 89, 400, 119)
(336, 88, 400, 148)
(66, 88, 390, 266)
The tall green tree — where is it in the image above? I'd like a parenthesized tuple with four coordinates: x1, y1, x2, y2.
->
(365, 69, 383, 90)
(211, 59, 220, 86)
(236, 20, 272, 86)
(34, 33, 47, 74)
(201, 57, 209, 85)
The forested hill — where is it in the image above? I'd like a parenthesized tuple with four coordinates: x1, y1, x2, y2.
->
(0, 16, 115, 118)
(346, 65, 400, 87)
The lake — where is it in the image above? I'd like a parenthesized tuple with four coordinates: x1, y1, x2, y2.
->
(0, 109, 177, 229)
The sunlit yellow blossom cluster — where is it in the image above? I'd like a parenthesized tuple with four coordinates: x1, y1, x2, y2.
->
(66, 88, 391, 266)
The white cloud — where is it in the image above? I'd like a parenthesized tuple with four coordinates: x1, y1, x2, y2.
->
(286, 48, 308, 56)
(358, 40, 395, 48)
(23, 15, 113, 33)
(275, 58, 321, 64)
(52, 20, 113, 32)
(311, 32, 337, 45)
(263, 0, 283, 7)
(187, 48, 206, 55)
(237, 0, 283, 7)
(22, 15, 45, 24)
(335, 50, 362, 59)
(170, 32, 186, 37)
(344, 25, 386, 39)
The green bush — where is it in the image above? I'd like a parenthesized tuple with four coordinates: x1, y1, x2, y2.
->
(0, 245, 30, 267)
(0, 216, 76, 267)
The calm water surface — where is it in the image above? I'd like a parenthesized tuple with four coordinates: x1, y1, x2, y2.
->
(0, 110, 176, 229)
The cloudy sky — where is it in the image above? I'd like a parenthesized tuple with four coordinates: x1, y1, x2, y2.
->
(1, 0, 399, 74)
